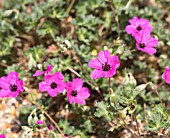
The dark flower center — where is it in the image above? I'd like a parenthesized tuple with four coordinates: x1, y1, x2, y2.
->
(129, 103, 135, 110)
(139, 43, 145, 48)
(136, 26, 142, 31)
(10, 84, 17, 92)
(71, 90, 77, 97)
(0, 87, 2, 90)
(50, 82, 57, 89)
(102, 63, 111, 71)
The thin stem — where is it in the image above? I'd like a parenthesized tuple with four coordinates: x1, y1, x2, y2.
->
(108, 0, 122, 38)
(66, 0, 76, 13)
(108, 77, 111, 88)
(154, 88, 164, 105)
(71, 50, 103, 98)
(25, 91, 66, 138)
(34, 102, 65, 138)
(143, 103, 146, 124)
(134, 112, 141, 138)
(147, 82, 164, 106)
(113, 102, 139, 137)
(66, 67, 81, 77)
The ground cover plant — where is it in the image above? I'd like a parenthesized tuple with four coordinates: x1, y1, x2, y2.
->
(0, 0, 170, 137)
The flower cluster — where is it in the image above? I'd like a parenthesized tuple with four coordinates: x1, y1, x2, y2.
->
(126, 16, 158, 55)
(37, 65, 90, 105)
(0, 65, 90, 105)
(125, 17, 170, 84)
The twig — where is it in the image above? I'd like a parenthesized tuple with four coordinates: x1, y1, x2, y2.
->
(24, 91, 66, 138)
(66, 0, 76, 13)
(156, 7, 170, 24)
(147, 82, 164, 106)
(143, 103, 146, 124)
(154, 88, 164, 105)
(0, 63, 8, 68)
(134, 112, 141, 138)
(108, 0, 122, 38)
(108, 77, 111, 88)
(66, 67, 81, 77)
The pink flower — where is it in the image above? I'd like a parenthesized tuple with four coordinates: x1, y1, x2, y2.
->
(66, 78, 90, 105)
(47, 124, 54, 130)
(37, 119, 44, 125)
(39, 72, 65, 97)
(88, 50, 120, 79)
(162, 67, 170, 84)
(0, 72, 24, 98)
(0, 134, 6, 138)
(125, 16, 152, 38)
(135, 31, 158, 55)
(33, 64, 52, 77)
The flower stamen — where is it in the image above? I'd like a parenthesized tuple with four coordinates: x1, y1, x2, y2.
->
(136, 26, 142, 31)
(102, 63, 111, 71)
(139, 43, 145, 48)
(10, 84, 17, 92)
(71, 90, 77, 97)
(50, 82, 57, 89)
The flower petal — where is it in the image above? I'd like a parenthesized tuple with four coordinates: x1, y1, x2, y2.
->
(98, 50, 111, 63)
(88, 59, 102, 69)
(39, 81, 51, 92)
(46, 64, 52, 73)
(125, 25, 136, 34)
(0, 89, 9, 98)
(72, 78, 83, 91)
(47, 89, 58, 97)
(0, 76, 10, 89)
(104, 68, 117, 78)
(74, 96, 85, 104)
(78, 87, 90, 98)
(145, 37, 158, 47)
(33, 70, 44, 77)
(53, 72, 64, 80)
(110, 55, 120, 68)
(91, 69, 105, 79)
(56, 81, 65, 93)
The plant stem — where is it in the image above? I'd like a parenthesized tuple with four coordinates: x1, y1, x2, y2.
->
(113, 102, 139, 137)
(108, 0, 122, 38)
(134, 112, 141, 138)
(154, 88, 164, 105)
(147, 82, 164, 106)
(25, 90, 66, 138)
(108, 77, 111, 88)
(66, 0, 76, 13)
(71, 50, 103, 98)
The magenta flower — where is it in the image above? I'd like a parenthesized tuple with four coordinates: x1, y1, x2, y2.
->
(66, 78, 90, 104)
(162, 67, 170, 84)
(88, 50, 120, 79)
(0, 72, 24, 98)
(125, 16, 152, 38)
(0, 134, 6, 138)
(33, 64, 52, 77)
(37, 119, 44, 125)
(39, 72, 65, 97)
(47, 124, 54, 130)
(135, 31, 158, 55)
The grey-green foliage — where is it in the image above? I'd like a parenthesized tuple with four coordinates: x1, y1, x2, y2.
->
(0, 10, 17, 56)
(145, 104, 169, 132)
